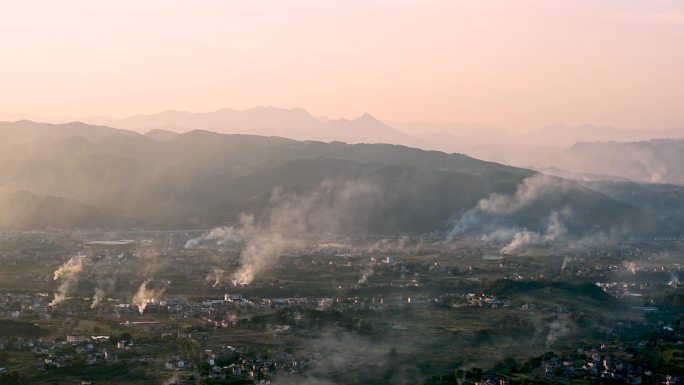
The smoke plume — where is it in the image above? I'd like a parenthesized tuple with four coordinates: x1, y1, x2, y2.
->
(185, 227, 247, 249)
(623, 261, 637, 275)
(358, 262, 375, 285)
(272, 332, 402, 385)
(91, 287, 106, 308)
(546, 319, 571, 347)
(49, 255, 86, 306)
(560, 256, 573, 273)
(499, 211, 568, 254)
(205, 267, 226, 288)
(132, 280, 166, 315)
(448, 174, 586, 253)
(187, 180, 379, 286)
(476, 174, 573, 215)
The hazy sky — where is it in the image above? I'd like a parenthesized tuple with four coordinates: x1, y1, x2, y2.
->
(1, 0, 683, 131)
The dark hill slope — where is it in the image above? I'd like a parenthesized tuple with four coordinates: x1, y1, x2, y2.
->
(0, 121, 663, 235)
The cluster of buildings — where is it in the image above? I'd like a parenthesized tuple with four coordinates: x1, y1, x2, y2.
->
(0, 333, 114, 369)
(541, 350, 655, 385)
(450, 293, 512, 309)
(0, 292, 52, 319)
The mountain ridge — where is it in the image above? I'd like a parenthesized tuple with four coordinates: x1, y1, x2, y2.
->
(0, 120, 673, 237)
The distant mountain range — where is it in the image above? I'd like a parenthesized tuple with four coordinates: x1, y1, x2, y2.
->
(4, 107, 684, 185)
(102, 107, 684, 185)
(1, 120, 676, 237)
(106, 106, 423, 148)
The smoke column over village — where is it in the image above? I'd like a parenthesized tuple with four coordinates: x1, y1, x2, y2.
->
(448, 174, 583, 253)
(499, 210, 568, 254)
(186, 180, 379, 285)
(49, 255, 86, 306)
(132, 280, 166, 315)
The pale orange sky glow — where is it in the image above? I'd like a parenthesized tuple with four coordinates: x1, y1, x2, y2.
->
(1, 0, 683, 131)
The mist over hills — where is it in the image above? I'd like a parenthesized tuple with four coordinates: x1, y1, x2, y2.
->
(410, 131, 684, 186)
(0, 190, 103, 230)
(0, 120, 672, 237)
(482, 139, 684, 186)
(97, 107, 684, 185)
(558, 139, 684, 185)
(7, 107, 684, 185)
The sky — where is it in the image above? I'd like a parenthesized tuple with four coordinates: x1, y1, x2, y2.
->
(0, 0, 683, 132)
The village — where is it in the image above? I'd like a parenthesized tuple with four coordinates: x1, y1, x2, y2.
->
(0, 232, 682, 384)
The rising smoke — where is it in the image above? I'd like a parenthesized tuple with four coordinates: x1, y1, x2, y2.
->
(668, 272, 680, 288)
(91, 287, 106, 308)
(48, 244, 170, 310)
(132, 280, 166, 315)
(186, 180, 379, 286)
(560, 256, 573, 273)
(185, 227, 248, 249)
(449, 174, 575, 253)
(50, 255, 86, 306)
(545, 318, 571, 347)
(623, 261, 637, 275)
(475, 174, 572, 214)
(499, 210, 568, 254)
(357, 261, 375, 285)
(205, 267, 226, 288)
(272, 332, 402, 385)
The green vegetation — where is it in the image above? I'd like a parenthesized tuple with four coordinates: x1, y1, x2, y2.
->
(0, 320, 49, 338)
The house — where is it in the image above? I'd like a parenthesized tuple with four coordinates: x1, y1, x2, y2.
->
(66, 334, 90, 344)
(164, 356, 186, 370)
(477, 376, 503, 385)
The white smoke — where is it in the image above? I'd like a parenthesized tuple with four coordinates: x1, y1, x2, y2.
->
(500, 231, 543, 254)
(90, 276, 116, 308)
(229, 213, 293, 286)
(479, 228, 519, 243)
(272, 332, 397, 385)
(185, 227, 247, 249)
(206, 267, 225, 288)
(358, 262, 375, 285)
(188, 180, 378, 286)
(623, 261, 637, 275)
(449, 174, 576, 245)
(560, 256, 573, 273)
(668, 272, 680, 288)
(366, 236, 409, 252)
(499, 211, 568, 254)
(91, 287, 106, 308)
(477, 174, 573, 215)
(49, 255, 86, 306)
(546, 319, 570, 347)
(132, 280, 166, 315)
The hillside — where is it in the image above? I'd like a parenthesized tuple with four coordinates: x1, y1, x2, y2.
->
(0, 190, 103, 230)
(583, 180, 684, 232)
(0, 120, 668, 236)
